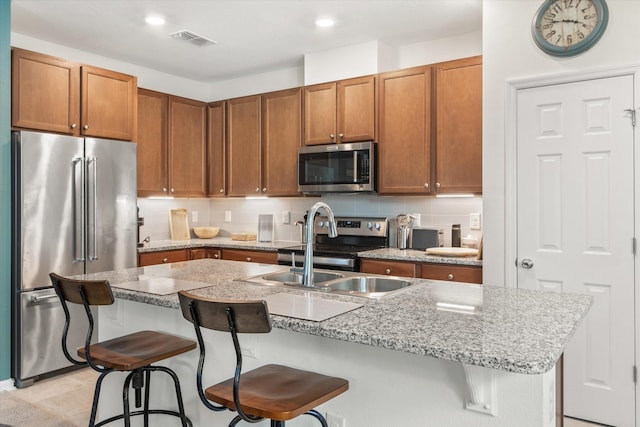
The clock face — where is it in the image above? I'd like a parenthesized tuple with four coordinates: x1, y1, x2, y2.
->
(532, 0, 609, 56)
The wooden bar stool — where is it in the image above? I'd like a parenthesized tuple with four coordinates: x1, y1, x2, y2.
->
(178, 291, 349, 427)
(50, 273, 196, 427)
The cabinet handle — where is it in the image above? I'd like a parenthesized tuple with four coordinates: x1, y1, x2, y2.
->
(436, 183, 441, 189)
(246, 257, 252, 262)
(162, 258, 168, 263)
(424, 183, 429, 189)
(219, 188, 224, 193)
(70, 123, 77, 129)
(385, 268, 391, 274)
(83, 124, 89, 130)
(448, 274, 454, 280)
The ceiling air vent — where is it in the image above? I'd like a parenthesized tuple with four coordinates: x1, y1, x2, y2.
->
(169, 30, 217, 47)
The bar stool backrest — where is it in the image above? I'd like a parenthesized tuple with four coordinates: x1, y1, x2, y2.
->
(50, 272, 115, 306)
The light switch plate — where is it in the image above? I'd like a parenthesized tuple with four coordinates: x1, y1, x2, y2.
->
(225, 210, 232, 222)
(470, 213, 481, 230)
(282, 210, 291, 224)
(191, 211, 198, 223)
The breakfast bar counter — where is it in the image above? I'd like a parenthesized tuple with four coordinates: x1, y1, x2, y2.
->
(83, 259, 591, 427)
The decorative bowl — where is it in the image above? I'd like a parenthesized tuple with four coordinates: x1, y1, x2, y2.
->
(193, 226, 220, 239)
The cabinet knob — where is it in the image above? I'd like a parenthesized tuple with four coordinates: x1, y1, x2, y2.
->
(162, 187, 167, 192)
(262, 187, 267, 192)
(424, 183, 429, 189)
(385, 268, 391, 274)
(448, 274, 454, 280)
(436, 183, 441, 189)
(246, 257, 252, 262)
(339, 133, 344, 139)
(214, 254, 219, 259)
(171, 188, 175, 192)
(70, 123, 77, 129)
(330, 134, 335, 140)
(162, 258, 168, 263)
(219, 188, 224, 193)
(255, 188, 260, 192)
(83, 124, 89, 130)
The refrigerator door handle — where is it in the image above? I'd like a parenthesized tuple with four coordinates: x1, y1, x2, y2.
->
(88, 156, 98, 261)
(30, 293, 60, 303)
(72, 157, 85, 262)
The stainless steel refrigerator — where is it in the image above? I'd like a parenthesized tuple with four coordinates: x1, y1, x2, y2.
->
(11, 130, 137, 388)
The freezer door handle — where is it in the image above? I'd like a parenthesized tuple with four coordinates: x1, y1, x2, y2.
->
(72, 157, 85, 262)
(87, 156, 98, 261)
(30, 293, 59, 303)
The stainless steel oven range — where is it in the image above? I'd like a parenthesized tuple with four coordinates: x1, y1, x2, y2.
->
(277, 216, 388, 272)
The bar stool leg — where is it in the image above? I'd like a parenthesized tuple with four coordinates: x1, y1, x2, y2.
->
(305, 409, 329, 427)
(89, 371, 111, 427)
(143, 369, 151, 427)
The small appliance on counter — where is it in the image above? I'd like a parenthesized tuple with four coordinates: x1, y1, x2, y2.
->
(451, 224, 461, 247)
(411, 227, 441, 250)
(137, 207, 145, 247)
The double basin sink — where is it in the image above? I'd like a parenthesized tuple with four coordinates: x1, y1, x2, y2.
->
(239, 268, 415, 299)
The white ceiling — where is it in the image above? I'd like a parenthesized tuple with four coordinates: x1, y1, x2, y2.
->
(10, 0, 483, 82)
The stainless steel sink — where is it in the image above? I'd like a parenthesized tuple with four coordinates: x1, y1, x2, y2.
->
(239, 269, 416, 298)
(326, 276, 413, 297)
(259, 270, 344, 286)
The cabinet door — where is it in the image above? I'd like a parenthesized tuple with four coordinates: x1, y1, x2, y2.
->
(227, 95, 262, 196)
(81, 65, 137, 141)
(377, 66, 432, 194)
(435, 56, 482, 194)
(262, 88, 302, 196)
(169, 96, 207, 197)
(207, 101, 226, 197)
(11, 48, 80, 135)
(221, 249, 277, 264)
(420, 263, 482, 284)
(304, 82, 336, 145)
(360, 259, 417, 277)
(190, 248, 221, 260)
(338, 75, 375, 142)
(138, 249, 190, 267)
(137, 89, 169, 197)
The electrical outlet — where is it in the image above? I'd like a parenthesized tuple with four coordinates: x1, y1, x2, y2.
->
(191, 211, 198, 223)
(282, 210, 291, 224)
(225, 210, 232, 222)
(327, 413, 346, 427)
(410, 213, 421, 227)
(470, 212, 481, 230)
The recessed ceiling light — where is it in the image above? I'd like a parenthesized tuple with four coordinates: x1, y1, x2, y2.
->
(145, 16, 166, 26)
(315, 18, 335, 28)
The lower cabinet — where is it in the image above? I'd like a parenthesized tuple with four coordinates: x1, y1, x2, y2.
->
(221, 249, 277, 264)
(138, 249, 190, 267)
(190, 248, 221, 260)
(360, 258, 482, 284)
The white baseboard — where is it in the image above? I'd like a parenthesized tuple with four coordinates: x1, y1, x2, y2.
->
(0, 378, 16, 392)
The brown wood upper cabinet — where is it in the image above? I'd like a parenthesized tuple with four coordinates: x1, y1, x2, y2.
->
(137, 88, 206, 197)
(11, 48, 137, 141)
(227, 89, 302, 197)
(304, 75, 375, 145)
(434, 56, 482, 194)
(377, 66, 432, 194)
(207, 101, 226, 196)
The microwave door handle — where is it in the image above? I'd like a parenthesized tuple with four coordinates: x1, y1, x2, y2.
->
(353, 151, 358, 183)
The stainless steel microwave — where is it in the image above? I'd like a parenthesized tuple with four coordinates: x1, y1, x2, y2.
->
(298, 141, 376, 193)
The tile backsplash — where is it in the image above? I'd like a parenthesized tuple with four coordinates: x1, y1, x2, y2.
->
(137, 194, 483, 247)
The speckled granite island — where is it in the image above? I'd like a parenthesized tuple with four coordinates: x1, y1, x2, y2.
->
(85, 259, 591, 427)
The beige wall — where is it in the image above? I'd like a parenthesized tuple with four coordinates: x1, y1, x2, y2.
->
(482, 0, 640, 285)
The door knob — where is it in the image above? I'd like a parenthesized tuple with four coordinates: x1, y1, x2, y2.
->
(521, 259, 534, 269)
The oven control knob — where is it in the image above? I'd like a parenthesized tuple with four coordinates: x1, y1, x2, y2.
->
(319, 221, 325, 228)
(375, 223, 381, 231)
(367, 222, 373, 230)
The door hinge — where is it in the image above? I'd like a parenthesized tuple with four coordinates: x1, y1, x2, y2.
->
(633, 237, 637, 255)
(625, 108, 636, 127)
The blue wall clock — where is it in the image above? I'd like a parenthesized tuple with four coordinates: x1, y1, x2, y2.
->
(532, 0, 609, 57)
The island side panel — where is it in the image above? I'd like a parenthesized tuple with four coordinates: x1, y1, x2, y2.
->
(98, 298, 556, 427)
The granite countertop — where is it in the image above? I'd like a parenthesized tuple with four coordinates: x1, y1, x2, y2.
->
(138, 237, 299, 253)
(83, 259, 591, 375)
(359, 248, 483, 266)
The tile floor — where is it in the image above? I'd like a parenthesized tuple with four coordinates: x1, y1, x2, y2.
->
(1, 369, 609, 427)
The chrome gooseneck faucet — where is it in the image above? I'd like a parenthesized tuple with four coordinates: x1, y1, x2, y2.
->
(303, 202, 338, 287)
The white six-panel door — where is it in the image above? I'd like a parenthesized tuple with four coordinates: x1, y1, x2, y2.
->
(516, 75, 635, 427)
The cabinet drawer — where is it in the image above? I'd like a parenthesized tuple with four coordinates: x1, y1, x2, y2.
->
(221, 249, 277, 264)
(420, 263, 482, 284)
(359, 259, 417, 277)
(138, 249, 190, 266)
(190, 248, 221, 260)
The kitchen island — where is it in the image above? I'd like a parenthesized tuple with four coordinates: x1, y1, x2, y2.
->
(84, 259, 591, 427)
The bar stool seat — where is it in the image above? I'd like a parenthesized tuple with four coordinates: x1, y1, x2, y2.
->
(50, 273, 196, 427)
(178, 290, 349, 427)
